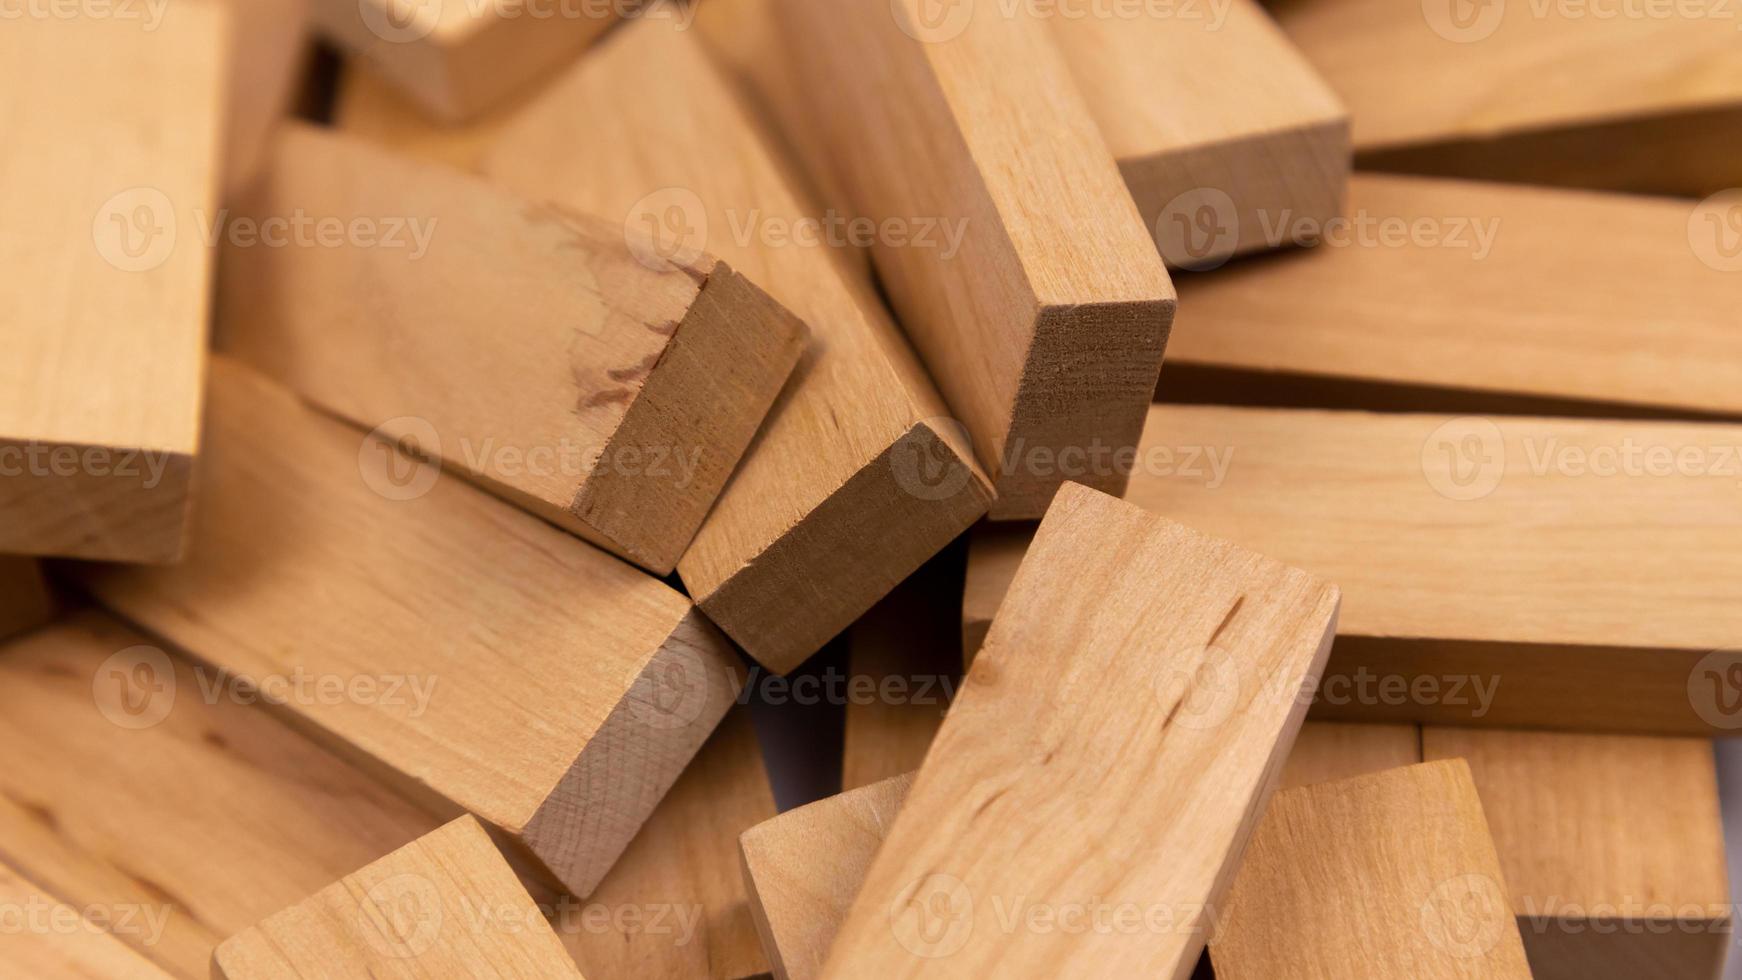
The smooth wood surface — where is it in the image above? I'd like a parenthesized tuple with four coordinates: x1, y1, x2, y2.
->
(740, 773, 914, 980)
(219, 123, 806, 574)
(772, 0, 1175, 519)
(1212, 760, 1534, 978)
(215, 816, 582, 978)
(309, 0, 621, 121)
(0, 5, 223, 562)
(483, 20, 991, 673)
(334, 59, 521, 172)
(0, 559, 55, 642)
(822, 485, 1340, 977)
(1424, 729, 1730, 980)
(71, 358, 741, 897)
(1280, 721, 1421, 790)
(0, 610, 442, 977)
(0, 860, 174, 979)
(1170, 175, 1742, 417)
(1272, 0, 1742, 196)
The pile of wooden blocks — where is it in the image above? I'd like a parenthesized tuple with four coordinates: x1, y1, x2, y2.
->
(5, 0, 1741, 976)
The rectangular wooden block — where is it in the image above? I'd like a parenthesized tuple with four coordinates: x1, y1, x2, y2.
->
(71, 357, 741, 897)
(771, 0, 1175, 519)
(215, 816, 582, 978)
(0, 559, 55, 643)
(1211, 760, 1534, 978)
(1424, 729, 1730, 980)
(0, 859, 173, 980)
(219, 122, 807, 575)
(0, 5, 224, 563)
(1168, 174, 1742, 417)
(822, 485, 1339, 977)
(1272, 0, 1742, 196)
(482, 20, 992, 673)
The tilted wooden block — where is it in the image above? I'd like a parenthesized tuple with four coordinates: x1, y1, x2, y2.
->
(1272, 0, 1742, 196)
(769, 0, 1175, 520)
(0, 859, 173, 980)
(0, 559, 54, 643)
(219, 123, 807, 575)
(1424, 729, 1730, 980)
(308, 0, 623, 121)
(482, 20, 992, 673)
(0, 5, 224, 563)
(215, 816, 582, 978)
(821, 485, 1339, 976)
(71, 358, 741, 897)
(1211, 760, 1534, 978)
(1168, 175, 1742, 417)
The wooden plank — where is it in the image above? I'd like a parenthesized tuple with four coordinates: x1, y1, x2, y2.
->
(334, 59, 521, 172)
(218, 123, 807, 575)
(1211, 760, 1534, 978)
(308, 0, 626, 121)
(1271, 0, 1742, 196)
(215, 816, 582, 978)
(1168, 175, 1742, 417)
(769, 0, 1175, 520)
(0, 5, 224, 563)
(0, 860, 174, 980)
(1424, 729, 1730, 980)
(70, 357, 742, 898)
(822, 484, 1339, 976)
(482, 20, 992, 673)
(1280, 721, 1421, 790)
(0, 559, 55, 643)
(740, 773, 914, 980)
(0, 610, 442, 976)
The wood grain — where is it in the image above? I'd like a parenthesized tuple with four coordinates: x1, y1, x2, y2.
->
(219, 122, 807, 574)
(0, 610, 442, 977)
(1424, 729, 1730, 980)
(1169, 175, 1742, 417)
(771, 0, 1175, 519)
(1211, 760, 1534, 978)
(0, 4, 223, 562)
(214, 816, 582, 978)
(0, 559, 55, 643)
(0, 859, 174, 980)
(482, 20, 992, 673)
(821, 484, 1339, 977)
(1271, 0, 1742, 196)
(69, 357, 741, 897)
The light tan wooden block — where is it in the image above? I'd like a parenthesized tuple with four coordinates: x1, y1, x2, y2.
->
(482, 20, 991, 673)
(215, 816, 582, 978)
(334, 59, 521, 172)
(822, 484, 1339, 977)
(308, 0, 624, 121)
(0, 860, 173, 980)
(0, 5, 224, 563)
(0, 611, 441, 976)
(770, 0, 1175, 520)
(1272, 0, 1742, 196)
(1169, 175, 1742, 417)
(1212, 760, 1534, 978)
(0, 559, 55, 643)
(740, 773, 914, 980)
(218, 123, 807, 575)
(1424, 729, 1730, 980)
(71, 357, 741, 897)
(1280, 721, 1421, 790)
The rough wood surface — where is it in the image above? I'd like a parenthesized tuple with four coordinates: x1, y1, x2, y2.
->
(483, 20, 991, 673)
(214, 816, 582, 978)
(1424, 729, 1730, 980)
(0, 559, 55, 643)
(219, 123, 806, 574)
(822, 485, 1339, 977)
(1211, 760, 1534, 978)
(70, 357, 741, 898)
(0, 4, 224, 562)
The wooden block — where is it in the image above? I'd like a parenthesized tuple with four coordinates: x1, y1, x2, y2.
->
(215, 816, 582, 978)
(1280, 721, 1421, 790)
(308, 0, 625, 121)
(1424, 729, 1730, 980)
(218, 123, 807, 575)
(770, 0, 1175, 519)
(334, 59, 521, 172)
(740, 773, 914, 980)
(1272, 0, 1742, 197)
(1168, 175, 1742, 417)
(482, 20, 992, 672)
(1211, 760, 1534, 978)
(822, 484, 1340, 976)
(0, 860, 174, 979)
(70, 357, 741, 897)
(0, 559, 55, 643)
(0, 5, 224, 563)
(0, 610, 441, 976)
